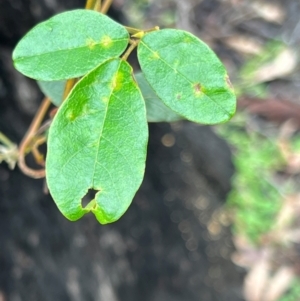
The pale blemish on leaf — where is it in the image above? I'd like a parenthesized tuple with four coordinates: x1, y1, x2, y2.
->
(110, 73, 117, 90)
(101, 35, 113, 48)
(66, 110, 76, 121)
(193, 83, 202, 96)
(102, 96, 109, 103)
(173, 60, 180, 68)
(151, 51, 160, 60)
(183, 36, 193, 43)
(110, 70, 123, 91)
(86, 37, 97, 50)
(176, 93, 182, 100)
(115, 71, 124, 91)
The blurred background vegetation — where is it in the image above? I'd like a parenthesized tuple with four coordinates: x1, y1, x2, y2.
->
(121, 0, 300, 299)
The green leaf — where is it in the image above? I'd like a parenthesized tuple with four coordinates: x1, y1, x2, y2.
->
(37, 73, 184, 122)
(46, 58, 148, 224)
(13, 10, 129, 81)
(137, 29, 236, 124)
(38, 80, 65, 106)
(134, 73, 183, 122)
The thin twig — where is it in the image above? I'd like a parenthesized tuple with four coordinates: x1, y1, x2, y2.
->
(101, 0, 113, 14)
(63, 78, 77, 101)
(85, 0, 97, 9)
(18, 97, 51, 178)
(121, 39, 139, 61)
(94, 0, 102, 12)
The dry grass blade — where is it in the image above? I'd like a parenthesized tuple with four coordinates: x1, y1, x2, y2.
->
(264, 266, 295, 301)
(244, 252, 271, 301)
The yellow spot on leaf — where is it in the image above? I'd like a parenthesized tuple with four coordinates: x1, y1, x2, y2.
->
(102, 97, 109, 103)
(110, 74, 117, 90)
(86, 37, 97, 50)
(173, 60, 180, 68)
(110, 71, 123, 91)
(184, 36, 193, 43)
(115, 71, 124, 91)
(101, 35, 113, 48)
(66, 110, 76, 121)
(151, 51, 160, 59)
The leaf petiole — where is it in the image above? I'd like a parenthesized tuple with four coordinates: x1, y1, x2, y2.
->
(121, 39, 139, 61)
(124, 25, 160, 38)
(62, 78, 78, 102)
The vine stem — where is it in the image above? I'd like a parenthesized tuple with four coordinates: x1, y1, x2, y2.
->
(94, 0, 102, 12)
(85, 0, 97, 9)
(125, 25, 160, 35)
(63, 78, 77, 101)
(18, 97, 51, 179)
(121, 39, 140, 61)
(101, 0, 113, 14)
(124, 26, 142, 35)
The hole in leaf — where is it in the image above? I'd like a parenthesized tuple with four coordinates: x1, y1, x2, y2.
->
(176, 93, 182, 100)
(82, 188, 98, 209)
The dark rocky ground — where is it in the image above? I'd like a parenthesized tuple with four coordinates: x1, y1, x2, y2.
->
(5, 0, 298, 300)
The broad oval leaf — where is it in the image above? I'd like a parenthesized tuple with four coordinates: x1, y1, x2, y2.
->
(46, 58, 148, 224)
(134, 73, 183, 122)
(38, 80, 65, 106)
(137, 29, 236, 124)
(13, 10, 129, 81)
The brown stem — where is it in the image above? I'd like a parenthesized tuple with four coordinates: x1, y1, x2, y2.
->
(18, 97, 51, 179)
(63, 78, 77, 101)
(94, 0, 102, 12)
(31, 136, 47, 166)
(121, 39, 139, 61)
(101, 0, 113, 14)
(85, 0, 97, 9)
